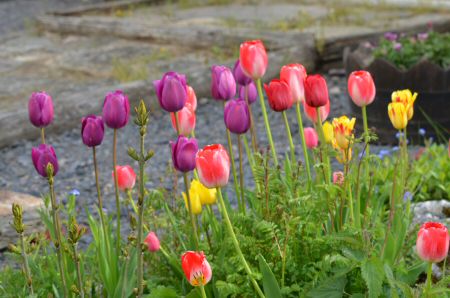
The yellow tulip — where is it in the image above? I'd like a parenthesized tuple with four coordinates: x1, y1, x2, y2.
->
(391, 89, 417, 120)
(182, 190, 202, 215)
(322, 121, 334, 144)
(190, 179, 217, 205)
(332, 116, 356, 150)
(388, 102, 408, 130)
(332, 139, 352, 164)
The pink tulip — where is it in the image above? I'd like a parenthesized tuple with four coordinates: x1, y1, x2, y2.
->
(303, 100, 330, 124)
(239, 40, 268, 80)
(333, 171, 345, 186)
(416, 222, 449, 263)
(186, 85, 197, 111)
(113, 165, 136, 191)
(170, 103, 196, 136)
(181, 251, 212, 286)
(280, 63, 307, 103)
(348, 70, 376, 107)
(196, 144, 230, 188)
(304, 127, 318, 149)
(144, 232, 160, 252)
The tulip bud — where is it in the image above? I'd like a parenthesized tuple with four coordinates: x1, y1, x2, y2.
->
(211, 65, 236, 101)
(239, 40, 268, 80)
(332, 171, 345, 186)
(347, 70, 376, 107)
(113, 165, 136, 191)
(303, 100, 330, 124)
(391, 89, 418, 120)
(304, 127, 318, 149)
(186, 85, 197, 111)
(181, 251, 212, 286)
(264, 79, 294, 112)
(238, 82, 257, 104)
(102, 90, 130, 129)
(28, 91, 54, 128)
(280, 63, 307, 103)
(81, 115, 104, 147)
(144, 232, 160, 252)
(224, 99, 251, 134)
(170, 103, 196, 136)
(304, 75, 329, 108)
(388, 102, 408, 130)
(322, 121, 334, 143)
(170, 136, 198, 173)
(196, 144, 230, 188)
(416, 222, 449, 263)
(31, 144, 59, 178)
(154, 71, 187, 112)
(233, 59, 252, 86)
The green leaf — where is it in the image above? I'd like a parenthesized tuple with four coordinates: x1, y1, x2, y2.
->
(307, 275, 347, 298)
(185, 288, 202, 298)
(257, 254, 282, 298)
(148, 286, 178, 298)
(360, 257, 384, 298)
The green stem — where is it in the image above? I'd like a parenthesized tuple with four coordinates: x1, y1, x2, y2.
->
(244, 85, 258, 152)
(344, 162, 355, 226)
(174, 111, 180, 135)
(112, 129, 121, 255)
(72, 243, 84, 298)
(315, 108, 330, 184)
(199, 285, 207, 298)
(361, 106, 370, 158)
(237, 134, 246, 214)
(136, 132, 146, 297)
(256, 79, 278, 166)
(41, 127, 45, 144)
(295, 102, 312, 186)
(243, 134, 260, 194)
(282, 111, 296, 164)
(19, 233, 34, 295)
(183, 173, 200, 250)
(426, 262, 433, 297)
(216, 188, 265, 298)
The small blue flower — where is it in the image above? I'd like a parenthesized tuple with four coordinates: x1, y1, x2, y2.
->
(69, 189, 80, 196)
(418, 128, 426, 136)
(395, 132, 404, 139)
(403, 191, 413, 202)
(392, 146, 399, 152)
(378, 149, 391, 159)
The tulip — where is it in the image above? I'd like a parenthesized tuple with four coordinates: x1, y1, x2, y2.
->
(332, 116, 356, 150)
(170, 103, 196, 136)
(416, 222, 449, 263)
(322, 121, 334, 144)
(113, 165, 136, 191)
(186, 85, 197, 111)
(81, 115, 104, 147)
(238, 82, 257, 104)
(223, 99, 251, 134)
(190, 179, 216, 205)
(182, 190, 203, 215)
(181, 251, 212, 287)
(170, 136, 198, 172)
(154, 71, 187, 112)
(388, 102, 408, 130)
(304, 75, 329, 108)
(239, 40, 268, 80)
(233, 59, 252, 86)
(348, 71, 376, 107)
(196, 144, 230, 188)
(333, 171, 345, 186)
(391, 89, 417, 120)
(31, 144, 59, 177)
(264, 79, 294, 112)
(102, 90, 130, 129)
(304, 127, 318, 149)
(304, 100, 330, 124)
(211, 65, 236, 101)
(28, 91, 54, 128)
(280, 63, 307, 103)
(144, 232, 160, 252)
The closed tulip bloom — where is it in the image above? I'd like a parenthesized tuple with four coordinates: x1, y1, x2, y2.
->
(28, 91, 54, 128)
(211, 65, 236, 101)
(304, 127, 318, 149)
(181, 251, 212, 287)
(239, 40, 268, 79)
(332, 116, 356, 150)
(323, 121, 334, 144)
(32, 144, 59, 177)
(113, 165, 136, 191)
(416, 222, 449, 263)
(81, 115, 104, 147)
(304, 75, 329, 108)
(196, 144, 230, 188)
(348, 70, 376, 107)
(303, 100, 330, 124)
(333, 171, 345, 186)
(238, 82, 257, 104)
(170, 103, 196, 136)
(224, 99, 251, 134)
(186, 85, 197, 111)
(182, 190, 203, 215)
(154, 71, 187, 112)
(264, 79, 294, 112)
(280, 63, 307, 103)
(391, 89, 417, 120)
(102, 90, 130, 129)
(170, 136, 198, 173)
(233, 59, 252, 86)
(144, 232, 160, 252)
(388, 102, 408, 130)
(190, 179, 217, 205)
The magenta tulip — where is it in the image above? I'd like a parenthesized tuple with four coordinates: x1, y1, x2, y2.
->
(81, 115, 104, 147)
(233, 59, 252, 86)
(28, 91, 54, 128)
(211, 65, 236, 101)
(171, 136, 198, 173)
(238, 82, 257, 104)
(224, 99, 251, 134)
(154, 71, 187, 112)
(102, 90, 130, 129)
(31, 144, 58, 177)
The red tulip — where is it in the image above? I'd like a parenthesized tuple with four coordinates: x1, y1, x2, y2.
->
(348, 70, 376, 107)
(239, 40, 268, 80)
(416, 222, 449, 263)
(181, 251, 212, 286)
(304, 75, 329, 107)
(113, 165, 136, 191)
(195, 144, 230, 188)
(304, 127, 318, 149)
(170, 103, 196, 136)
(303, 100, 330, 124)
(264, 79, 294, 112)
(144, 232, 160, 252)
(186, 85, 197, 111)
(280, 63, 307, 103)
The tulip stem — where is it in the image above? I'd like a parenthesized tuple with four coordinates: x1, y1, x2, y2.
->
(237, 134, 246, 215)
(361, 106, 370, 159)
(243, 135, 261, 194)
(19, 231, 34, 296)
(174, 111, 181, 135)
(112, 129, 122, 255)
(282, 111, 296, 164)
(244, 85, 258, 152)
(256, 79, 278, 166)
(136, 131, 147, 297)
(199, 284, 207, 298)
(426, 262, 433, 297)
(216, 188, 265, 298)
(183, 173, 200, 250)
(295, 102, 312, 186)
(72, 243, 84, 298)
(315, 108, 330, 184)
(40, 128, 46, 144)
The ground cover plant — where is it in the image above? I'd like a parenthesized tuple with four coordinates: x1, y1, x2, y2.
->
(1, 39, 450, 298)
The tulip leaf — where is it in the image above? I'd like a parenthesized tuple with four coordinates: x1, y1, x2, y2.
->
(257, 254, 282, 298)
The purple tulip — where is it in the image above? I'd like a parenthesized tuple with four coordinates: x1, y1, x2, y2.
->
(238, 82, 257, 104)
(28, 91, 54, 128)
(102, 90, 130, 129)
(154, 71, 187, 112)
(211, 65, 236, 101)
(31, 144, 58, 177)
(394, 42, 402, 52)
(224, 98, 251, 134)
(81, 115, 104, 147)
(417, 32, 428, 41)
(233, 59, 252, 86)
(384, 32, 398, 42)
(170, 136, 198, 172)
